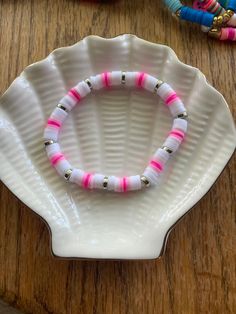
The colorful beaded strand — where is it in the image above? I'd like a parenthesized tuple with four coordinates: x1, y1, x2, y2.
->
(44, 71, 188, 193)
(193, 0, 225, 15)
(163, 0, 236, 41)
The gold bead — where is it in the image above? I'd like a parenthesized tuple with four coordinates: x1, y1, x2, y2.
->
(213, 16, 218, 27)
(103, 176, 109, 189)
(140, 176, 150, 188)
(226, 9, 234, 18)
(222, 11, 233, 24)
(213, 10, 233, 29)
(208, 28, 221, 39)
(213, 15, 223, 28)
(218, 15, 224, 25)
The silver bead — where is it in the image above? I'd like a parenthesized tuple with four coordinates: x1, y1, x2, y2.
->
(140, 175, 150, 188)
(177, 111, 188, 120)
(85, 78, 92, 90)
(103, 176, 109, 189)
(57, 103, 68, 112)
(64, 169, 73, 181)
(121, 71, 126, 85)
(44, 139, 55, 146)
(154, 80, 164, 92)
(162, 146, 173, 154)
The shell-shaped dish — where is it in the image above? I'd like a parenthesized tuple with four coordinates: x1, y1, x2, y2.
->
(0, 35, 235, 260)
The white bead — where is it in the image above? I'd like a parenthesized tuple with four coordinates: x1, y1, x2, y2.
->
(168, 100, 186, 117)
(90, 74, 103, 90)
(153, 148, 170, 164)
(45, 143, 60, 157)
(111, 71, 122, 86)
(143, 74, 158, 92)
(143, 166, 160, 185)
(163, 136, 181, 152)
(55, 159, 72, 176)
(228, 13, 236, 27)
(156, 83, 174, 100)
(69, 168, 85, 185)
(107, 175, 117, 191)
(173, 118, 188, 133)
(75, 81, 91, 98)
(92, 174, 104, 189)
(125, 71, 138, 86)
(59, 94, 77, 111)
(50, 107, 68, 124)
(43, 126, 59, 141)
(114, 177, 122, 192)
(128, 175, 142, 191)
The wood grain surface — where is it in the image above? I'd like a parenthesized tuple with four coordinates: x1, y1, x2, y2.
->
(0, 1, 235, 313)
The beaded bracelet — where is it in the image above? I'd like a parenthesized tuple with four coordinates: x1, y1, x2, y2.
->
(164, 0, 236, 40)
(194, 0, 236, 38)
(43, 71, 188, 193)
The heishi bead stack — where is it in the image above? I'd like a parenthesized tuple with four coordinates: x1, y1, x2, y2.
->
(44, 71, 188, 193)
(164, 0, 236, 40)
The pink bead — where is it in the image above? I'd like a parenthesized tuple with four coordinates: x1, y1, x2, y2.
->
(165, 92, 179, 106)
(193, 0, 204, 10)
(50, 153, 65, 166)
(122, 177, 128, 192)
(202, 0, 215, 10)
(82, 173, 92, 189)
(228, 28, 236, 41)
(102, 72, 110, 87)
(68, 88, 81, 102)
(47, 119, 61, 128)
(169, 129, 185, 140)
(150, 160, 163, 172)
(136, 72, 146, 87)
(220, 28, 236, 41)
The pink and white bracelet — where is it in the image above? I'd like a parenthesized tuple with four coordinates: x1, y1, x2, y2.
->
(43, 71, 188, 192)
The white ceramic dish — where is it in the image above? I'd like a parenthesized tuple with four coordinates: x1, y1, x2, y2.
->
(0, 35, 235, 260)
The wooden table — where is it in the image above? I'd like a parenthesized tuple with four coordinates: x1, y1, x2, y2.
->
(0, 1, 235, 313)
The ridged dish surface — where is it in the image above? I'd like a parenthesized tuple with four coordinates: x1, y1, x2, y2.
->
(0, 35, 235, 259)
